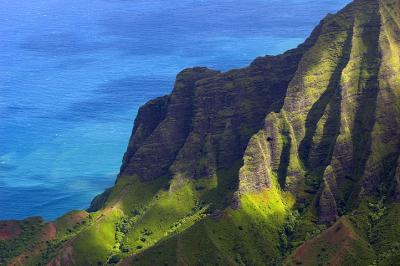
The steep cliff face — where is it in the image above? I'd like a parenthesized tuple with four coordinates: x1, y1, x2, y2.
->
(118, 31, 320, 182)
(2, 0, 400, 265)
(240, 0, 400, 223)
(240, 0, 383, 221)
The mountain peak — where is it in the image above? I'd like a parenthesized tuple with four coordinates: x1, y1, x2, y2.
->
(2, 1, 400, 265)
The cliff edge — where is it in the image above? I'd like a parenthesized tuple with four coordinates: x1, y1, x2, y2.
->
(1, 0, 400, 265)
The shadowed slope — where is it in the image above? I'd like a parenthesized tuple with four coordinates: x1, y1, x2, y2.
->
(2, 1, 400, 265)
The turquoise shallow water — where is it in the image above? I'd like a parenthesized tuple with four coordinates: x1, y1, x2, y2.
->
(0, 0, 350, 220)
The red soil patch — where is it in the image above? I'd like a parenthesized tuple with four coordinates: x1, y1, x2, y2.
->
(288, 218, 357, 266)
(59, 211, 88, 228)
(69, 212, 88, 224)
(0, 221, 21, 240)
(46, 245, 75, 266)
(7, 222, 58, 266)
(41, 222, 57, 241)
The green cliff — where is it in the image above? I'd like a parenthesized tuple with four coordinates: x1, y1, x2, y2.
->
(1, 0, 400, 265)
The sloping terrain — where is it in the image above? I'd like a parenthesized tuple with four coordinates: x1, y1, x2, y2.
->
(1, 0, 400, 265)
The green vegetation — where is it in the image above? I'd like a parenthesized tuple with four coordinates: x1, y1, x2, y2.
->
(0, 217, 44, 265)
(126, 181, 294, 266)
(2, 0, 400, 265)
(71, 209, 122, 265)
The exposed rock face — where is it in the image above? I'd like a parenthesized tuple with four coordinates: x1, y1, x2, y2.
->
(119, 95, 170, 177)
(239, 0, 400, 209)
(119, 68, 218, 180)
(119, 31, 321, 181)
(117, 0, 400, 212)
(2, 0, 400, 265)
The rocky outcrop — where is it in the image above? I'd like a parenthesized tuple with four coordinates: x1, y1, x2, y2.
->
(238, 0, 400, 212)
(2, 1, 400, 265)
(119, 28, 322, 181)
(119, 68, 218, 180)
(119, 95, 170, 177)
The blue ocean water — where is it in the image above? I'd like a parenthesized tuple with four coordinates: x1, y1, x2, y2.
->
(0, 0, 350, 220)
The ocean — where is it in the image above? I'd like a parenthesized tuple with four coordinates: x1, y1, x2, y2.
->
(0, 0, 350, 220)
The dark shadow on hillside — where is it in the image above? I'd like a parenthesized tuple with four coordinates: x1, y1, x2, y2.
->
(199, 160, 243, 211)
(348, 4, 381, 204)
(277, 129, 292, 188)
(298, 28, 354, 172)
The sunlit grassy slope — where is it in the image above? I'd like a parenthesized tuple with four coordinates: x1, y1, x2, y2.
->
(1, 0, 400, 265)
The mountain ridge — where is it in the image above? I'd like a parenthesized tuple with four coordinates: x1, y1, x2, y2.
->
(1, 0, 400, 265)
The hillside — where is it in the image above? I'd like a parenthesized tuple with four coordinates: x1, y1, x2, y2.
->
(1, 0, 400, 265)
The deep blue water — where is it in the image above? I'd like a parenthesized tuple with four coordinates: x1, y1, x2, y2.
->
(0, 0, 350, 220)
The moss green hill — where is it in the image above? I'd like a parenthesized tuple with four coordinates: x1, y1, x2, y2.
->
(1, 0, 400, 265)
